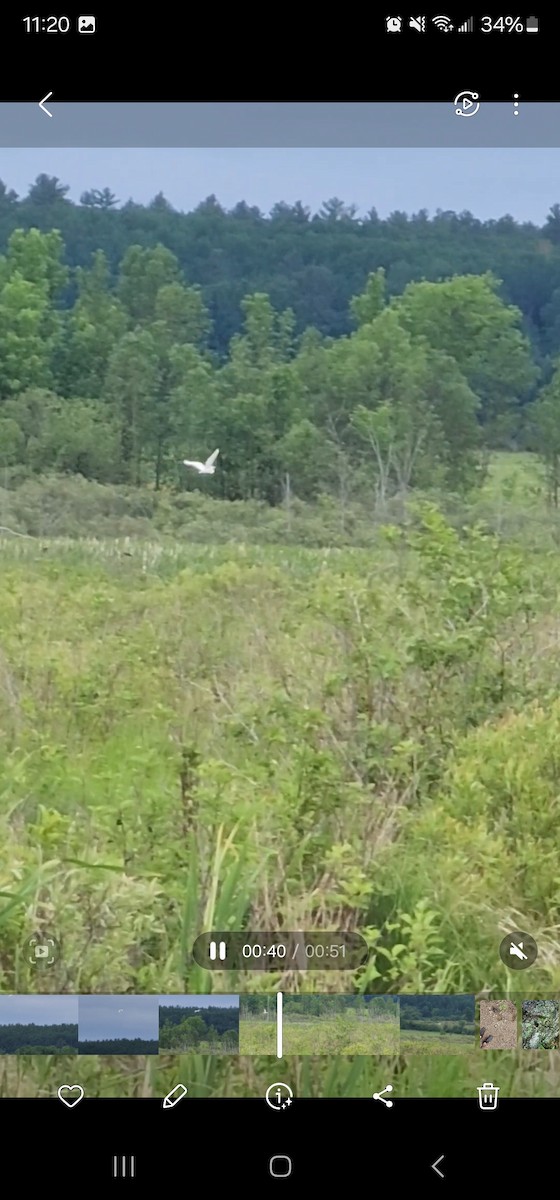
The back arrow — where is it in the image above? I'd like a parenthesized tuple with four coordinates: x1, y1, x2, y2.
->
(39, 92, 53, 118)
(431, 1155, 444, 1179)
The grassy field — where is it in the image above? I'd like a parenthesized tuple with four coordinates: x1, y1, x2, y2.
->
(239, 1021, 276, 1055)
(240, 1013, 399, 1055)
(399, 1030, 473, 1055)
(164, 1037, 238, 1054)
(3, 1044, 560, 1098)
(2, 454, 560, 1096)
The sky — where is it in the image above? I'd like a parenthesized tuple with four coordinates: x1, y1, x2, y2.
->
(2, 147, 560, 224)
(0, 995, 78, 1025)
(78, 995, 159, 1041)
(159, 995, 239, 1009)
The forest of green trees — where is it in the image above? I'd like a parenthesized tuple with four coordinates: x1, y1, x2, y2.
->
(399, 995, 475, 1034)
(0, 1022, 77, 1053)
(159, 1004, 239, 1051)
(78, 1037, 159, 1054)
(241, 994, 398, 1018)
(2, 176, 560, 514)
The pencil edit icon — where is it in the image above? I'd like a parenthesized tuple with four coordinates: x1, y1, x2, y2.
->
(163, 1083, 188, 1108)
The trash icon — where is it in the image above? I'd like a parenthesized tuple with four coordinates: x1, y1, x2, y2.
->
(477, 1081, 499, 1111)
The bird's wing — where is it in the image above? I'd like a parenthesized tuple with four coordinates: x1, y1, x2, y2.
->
(205, 448, 220, 467)
(183, 459, 203, 469)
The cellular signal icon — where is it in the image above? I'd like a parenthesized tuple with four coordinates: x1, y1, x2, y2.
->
(432, 14, 453, 30)
(458, 16, 474, 33)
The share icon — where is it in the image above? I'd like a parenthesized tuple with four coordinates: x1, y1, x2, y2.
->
(372, 1084, 394, 1108)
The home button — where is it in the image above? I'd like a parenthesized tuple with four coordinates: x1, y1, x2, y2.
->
(269, 1155, 292, 1178)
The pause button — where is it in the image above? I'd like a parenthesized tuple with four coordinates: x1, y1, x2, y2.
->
(112, 1155, 136, 1178)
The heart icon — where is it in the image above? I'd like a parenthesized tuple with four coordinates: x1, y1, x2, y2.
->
(57, 1084, 84, 1108)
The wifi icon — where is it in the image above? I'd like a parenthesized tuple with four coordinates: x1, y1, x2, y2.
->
(432, 14, 454, 30)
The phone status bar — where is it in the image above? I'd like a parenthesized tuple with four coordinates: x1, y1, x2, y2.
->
(384, 15, 539, 34)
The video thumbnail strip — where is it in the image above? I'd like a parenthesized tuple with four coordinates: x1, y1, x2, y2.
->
(0, 994, 557, 1054)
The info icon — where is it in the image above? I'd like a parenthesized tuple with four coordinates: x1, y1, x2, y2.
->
(499, 931, 537, 970)
(265, 1082, 293, 1111)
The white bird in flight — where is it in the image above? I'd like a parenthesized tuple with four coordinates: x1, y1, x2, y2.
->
(182, 448, 219, 475)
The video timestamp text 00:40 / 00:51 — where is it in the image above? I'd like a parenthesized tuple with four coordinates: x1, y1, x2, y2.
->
(191, 931, 369, 970)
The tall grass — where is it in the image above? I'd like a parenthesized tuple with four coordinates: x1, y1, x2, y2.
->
(2, 455, 560, 1095)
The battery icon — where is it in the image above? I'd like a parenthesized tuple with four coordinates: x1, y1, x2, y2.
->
(526, 16, 539, 32)
(209, 939, 227, 961)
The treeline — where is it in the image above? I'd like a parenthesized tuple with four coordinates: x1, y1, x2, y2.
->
(4, 213, 559, 508)
(402, 1019, 474, 1035)
(0, 1022, 78, 1052)
(4, 176, 560, 358)
(159, 1004, 239, 1034)
(400, 996, 475, 1029)
(159, 1006, 239, 1051)
(78, 1038, 159, 1054)
(9, 1045, 76, 1054)
(241, 995, 398, 1017)
(284, 995, 398, 1017)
